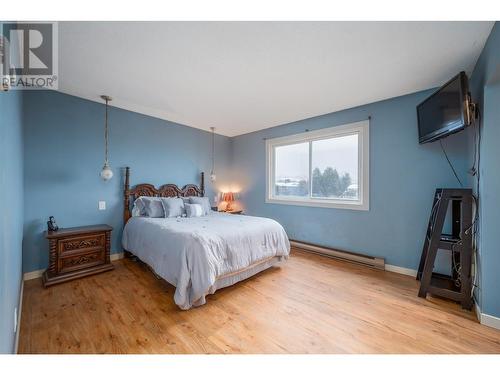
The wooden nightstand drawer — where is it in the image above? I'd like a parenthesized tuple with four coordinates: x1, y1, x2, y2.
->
(43, 224, 114, 287)
(58, 233, 105, 256)
(58, 249, 105, 274)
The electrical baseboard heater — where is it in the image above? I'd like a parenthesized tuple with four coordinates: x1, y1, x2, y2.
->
(289, 240, 385, 270)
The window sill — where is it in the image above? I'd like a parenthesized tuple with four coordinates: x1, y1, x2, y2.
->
(265, 197, 369, 211)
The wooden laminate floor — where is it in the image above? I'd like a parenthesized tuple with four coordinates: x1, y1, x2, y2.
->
(19, 249, 500, 354)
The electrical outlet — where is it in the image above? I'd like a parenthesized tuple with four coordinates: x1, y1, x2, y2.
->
(98, 201, 106, 210)
(14, 307, 17, 333)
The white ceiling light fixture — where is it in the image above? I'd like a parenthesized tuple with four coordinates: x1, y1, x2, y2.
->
(100, 95, 113, 181)
(210, 126, 216, 182)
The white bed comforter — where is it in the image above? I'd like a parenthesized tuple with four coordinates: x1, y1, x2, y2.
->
(122, 212, 290, 309)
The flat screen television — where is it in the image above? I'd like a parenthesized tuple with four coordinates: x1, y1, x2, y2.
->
(417, 71, 471, 144)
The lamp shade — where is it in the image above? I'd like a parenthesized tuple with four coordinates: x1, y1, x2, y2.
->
(222, 192, 234, 202)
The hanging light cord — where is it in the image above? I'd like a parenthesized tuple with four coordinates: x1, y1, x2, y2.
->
(104, 98, 109, 164)
(211, 127, 215, 174)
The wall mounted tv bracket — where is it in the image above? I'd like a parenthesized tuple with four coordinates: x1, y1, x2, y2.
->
(466, 93, 478, 125)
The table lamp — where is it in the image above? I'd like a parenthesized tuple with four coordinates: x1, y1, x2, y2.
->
(223, 192, 235, 211)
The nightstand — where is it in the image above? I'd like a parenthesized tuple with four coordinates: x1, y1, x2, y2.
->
(43, 224, 114, 287)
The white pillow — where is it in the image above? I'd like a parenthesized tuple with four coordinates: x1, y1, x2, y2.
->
(189, 196, 211, 216)
(161, 197, 185, 218)
(132, 202, 142, 217)
(132, 196, 161, 217)
(180, 197, 191, 214)
(142, 197, 165, 218)
(131, 199, 144, 217)
(185, 203, 203, 218)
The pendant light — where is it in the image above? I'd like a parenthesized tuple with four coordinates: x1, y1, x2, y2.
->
(210, 127, 216, 182)
(100, 95, 113, 181)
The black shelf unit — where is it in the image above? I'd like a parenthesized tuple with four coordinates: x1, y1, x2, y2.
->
(417, 188, 473, 310)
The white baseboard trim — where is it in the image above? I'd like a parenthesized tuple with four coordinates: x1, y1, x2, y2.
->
(23, 252, 125, 281)
(480, 313, 500, 330)
(14, 279, 24, 354)
(385, 264, 417, 277)
(23, 269, 44, 281)
(475, 302, 500, 330)
(474, 299, 500, 330)
(110, 252, 124, 261)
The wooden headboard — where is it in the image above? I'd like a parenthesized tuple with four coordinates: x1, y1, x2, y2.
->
(123, 167, 205, 225)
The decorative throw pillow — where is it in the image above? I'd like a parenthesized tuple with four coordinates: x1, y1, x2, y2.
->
(131, 206, 142, 217)
(143, 197, 165, 218)
(189, 196, 211, 216)
(180, 197, 191, 214)
(131, 198, 145, 216)
(133, 196, 162, 216)
(160, 197, 185, 218)
(185, 203, 204, 218)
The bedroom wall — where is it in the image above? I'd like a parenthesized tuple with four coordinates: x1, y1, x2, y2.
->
(467, 21, 500, 319)
(0, 90, 24, 353)
(22, 90, 232, 273)
(231, 89, 472, 271)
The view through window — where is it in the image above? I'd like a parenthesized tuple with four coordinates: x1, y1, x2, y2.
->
(267, 120, 368, 210)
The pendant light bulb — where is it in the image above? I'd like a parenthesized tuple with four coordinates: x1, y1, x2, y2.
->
(100, 162, 113, 181)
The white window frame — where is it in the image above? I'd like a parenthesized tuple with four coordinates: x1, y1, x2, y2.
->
(265, 120, 369, 210)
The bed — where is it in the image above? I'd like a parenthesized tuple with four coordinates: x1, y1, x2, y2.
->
(121, 167, 290, 310)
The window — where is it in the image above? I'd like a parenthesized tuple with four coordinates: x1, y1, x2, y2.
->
(266, 120, 369, 210)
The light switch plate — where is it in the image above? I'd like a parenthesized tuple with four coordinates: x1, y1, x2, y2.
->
(98, 201, 106, 210)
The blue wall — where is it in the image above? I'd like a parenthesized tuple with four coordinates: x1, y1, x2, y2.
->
(0, 90, 24, 353)
(23, 91, 232, 273)
(468, 22, 500, 318)
(231, 89, 472, 270)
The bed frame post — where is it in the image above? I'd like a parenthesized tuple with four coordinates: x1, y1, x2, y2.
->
(123, 167, 135, 259)
(124, 167, 131, 225)
(201, 172, 205, 197)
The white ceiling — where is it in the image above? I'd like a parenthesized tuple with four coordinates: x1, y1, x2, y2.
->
(58, 21, 493, 137)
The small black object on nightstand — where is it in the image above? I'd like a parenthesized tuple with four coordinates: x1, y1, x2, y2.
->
(47, 216, 58, 231)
